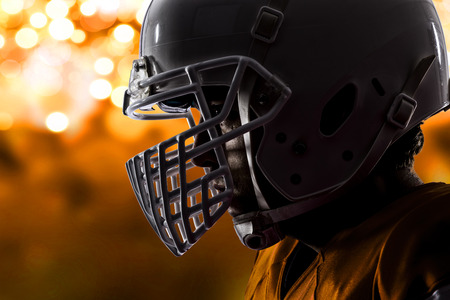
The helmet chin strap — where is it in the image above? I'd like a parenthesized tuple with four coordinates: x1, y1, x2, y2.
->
(233, 55, 436, 251)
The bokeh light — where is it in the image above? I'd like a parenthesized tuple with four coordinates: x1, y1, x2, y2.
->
(113, 24, 134, 43)
(111, 85, 127, 107)
(63, 0, 76, 8)
(136, 7, 147, 24)
(0, 1, 257, 299)
(15, 28, 38, 49)
(70, 29, 86, 43)
(1, 0, 24, 15)
(90, 78, 112, 99)
(0, 59, 21, 78)
(80, 1, 96, 16)
(48, 18, 74, 40)
(99, 0, 120, 14)
(30, 12, 47, 28)
(46, 0, 69, 19)
(46, 111, 69, 132)
(94, 57, 114, 75)
(23, 0, 36, 9)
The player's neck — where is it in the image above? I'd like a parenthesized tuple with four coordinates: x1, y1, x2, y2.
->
(280, 167, 423, 252)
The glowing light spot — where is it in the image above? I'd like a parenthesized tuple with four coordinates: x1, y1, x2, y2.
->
(94, 57, 114, 75)
(49, 18, 74, 40)
(111, 86, 127, 107)
(113, 24, 134, 43)
(136, 0, 152, 24)
(0, 112, 13, 130)
(30, 12, 48, 28)
(70, 29, 86, 43)
(15, 28, 38, 49)
(62, 0, 76, 8)
(0, 59, 21, 78)
(80, 1, 96, 16)
(0, 34, 5, 48)
(136, 8, 146, 24)
(90, 79, 112, 100)
(46, 112, 69, 132)
(99, 0, 119, 14)
(46, 0, 69, 19)
(23, 0, 35, 9)
(1, 0, 24, 15)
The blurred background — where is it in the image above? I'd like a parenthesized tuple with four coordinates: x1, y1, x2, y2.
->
(0, 0, 450, 299)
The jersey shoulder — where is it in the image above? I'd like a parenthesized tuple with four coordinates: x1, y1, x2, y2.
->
(375, 182, 450, 299)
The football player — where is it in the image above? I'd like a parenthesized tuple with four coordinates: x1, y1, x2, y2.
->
(123, 0, 450, 298)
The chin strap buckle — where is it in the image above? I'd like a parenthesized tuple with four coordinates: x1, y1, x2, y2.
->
(386, 54, 436, 129)
(251, 6, 284, 44)
(387, 93, 417, 129)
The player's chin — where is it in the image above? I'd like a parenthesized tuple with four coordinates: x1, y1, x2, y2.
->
(227, 188, 259, 218)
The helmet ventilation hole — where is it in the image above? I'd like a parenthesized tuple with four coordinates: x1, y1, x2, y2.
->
(342, 150, 353, 161)
(371, 78, 386, 96)
(320, 83, 356, 136)
(292, 141, 307, 155)
(275, 132, 287, 143)
(290, 174, 302, 185)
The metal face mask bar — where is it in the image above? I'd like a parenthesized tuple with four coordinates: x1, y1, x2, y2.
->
(123, 56, 291, 256)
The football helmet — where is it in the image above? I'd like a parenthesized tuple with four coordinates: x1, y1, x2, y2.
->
(123, 0, 449, 256)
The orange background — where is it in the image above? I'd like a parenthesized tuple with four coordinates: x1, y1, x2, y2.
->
(0, 1, 450, 299)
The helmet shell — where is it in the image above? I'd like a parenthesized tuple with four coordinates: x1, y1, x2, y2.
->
(138, 0, 449, 200)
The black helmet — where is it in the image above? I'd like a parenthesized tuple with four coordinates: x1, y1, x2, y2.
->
(123, 0, 449, 256)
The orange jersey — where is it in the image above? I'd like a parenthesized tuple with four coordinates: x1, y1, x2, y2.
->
(245, 183, 450, 300)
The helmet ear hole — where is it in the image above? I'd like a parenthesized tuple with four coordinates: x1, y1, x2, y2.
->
(320, 83, 356, 136)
